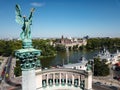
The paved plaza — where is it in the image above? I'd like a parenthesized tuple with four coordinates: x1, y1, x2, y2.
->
(38, 85, 82, 90)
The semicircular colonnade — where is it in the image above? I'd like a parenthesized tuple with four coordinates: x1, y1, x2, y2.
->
(35, 68, 92, 90)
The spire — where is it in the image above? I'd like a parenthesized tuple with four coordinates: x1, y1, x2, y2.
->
(61, 35, 64, 39)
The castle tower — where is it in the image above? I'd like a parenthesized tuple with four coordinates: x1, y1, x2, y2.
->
(61, 35, 64, 44)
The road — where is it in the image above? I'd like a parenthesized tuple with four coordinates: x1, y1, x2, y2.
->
(93, 64, 120, 89)
(0, 56, 21, 90)
(93, 84, 113, 90)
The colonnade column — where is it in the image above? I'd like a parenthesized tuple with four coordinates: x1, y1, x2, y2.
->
(72, 74, 74, 85)
(66, 73, 68, 84)
(53, 73, 55, 85)
(78, 75, 81, 86)
(46, 74, 48, 86)
(60, 73, 61, 84)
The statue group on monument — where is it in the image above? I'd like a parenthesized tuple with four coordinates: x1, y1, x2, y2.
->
(15, 4, 41, 70)
(15, 4, 35, 40)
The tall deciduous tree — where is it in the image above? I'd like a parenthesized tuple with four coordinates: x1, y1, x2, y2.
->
(94, 58, 110, 76)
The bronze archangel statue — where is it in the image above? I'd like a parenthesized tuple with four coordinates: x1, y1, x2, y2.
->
(15, 4, 35, 40)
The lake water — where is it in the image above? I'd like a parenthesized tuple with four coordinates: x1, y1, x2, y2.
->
(41, 50, 99, 68)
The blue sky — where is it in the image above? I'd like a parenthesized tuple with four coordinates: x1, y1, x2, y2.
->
(0, 0, 120, 38)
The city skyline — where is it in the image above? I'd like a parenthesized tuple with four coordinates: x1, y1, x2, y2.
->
(0, 0, 120, 39)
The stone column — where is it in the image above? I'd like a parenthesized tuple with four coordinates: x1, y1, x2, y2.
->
(53, 73, 55, 85)
(60, 73, 61, 84)
(78, 75, 80, 86)
(85, 71, 92, 90)
(46, 74, 48, 86)
(72, 74, 74, 85)
(66, 73, 68, 84)
(15, 4, 42, 90)
(22, 69, 36, 90)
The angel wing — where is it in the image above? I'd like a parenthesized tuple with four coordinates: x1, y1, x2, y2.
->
(28, 8, 35, 25)
(15, 4, 23, 25)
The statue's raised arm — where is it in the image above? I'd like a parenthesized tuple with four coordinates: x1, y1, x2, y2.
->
(15, 4, 23, 25)
(28, 8, 35, 25)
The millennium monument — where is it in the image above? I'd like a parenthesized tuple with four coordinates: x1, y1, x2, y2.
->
(15, 4, 41, 90)
(14, 4, 92, 90)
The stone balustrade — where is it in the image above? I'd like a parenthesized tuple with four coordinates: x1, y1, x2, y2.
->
(36, 68, 92, 90)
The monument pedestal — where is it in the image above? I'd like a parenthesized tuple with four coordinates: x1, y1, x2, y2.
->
(15, 48, 41, 90)
(22, 69, 36, 90)
(85, 71, 92, 90)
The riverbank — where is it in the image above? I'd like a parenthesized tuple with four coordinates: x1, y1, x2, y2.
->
(40, 54, 57, 59)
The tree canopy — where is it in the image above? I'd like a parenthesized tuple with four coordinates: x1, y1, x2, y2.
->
(94, 58, 110, 76)
(85, 38, 120, 50)
(0, 39, 57, 58)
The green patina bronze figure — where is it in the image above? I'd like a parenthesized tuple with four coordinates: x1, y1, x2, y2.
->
(15, 4, 41, 70)
(15, 4, 35, 48)
(15, 4, 35, 40)
(86, 63, 92, 71)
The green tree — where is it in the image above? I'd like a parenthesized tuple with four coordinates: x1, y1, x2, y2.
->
(33, 39, 56, 58)
(73, 45, 79, 50)
(55, 44, 66, 52)
(14, 60, 21, 76)
(94, 58, 110, 76)
(86, 38, 120, 50)
(0, 40, 6, 55)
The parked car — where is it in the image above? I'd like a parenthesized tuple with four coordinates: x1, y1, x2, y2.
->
(115, 66, 120, 71)
(94, 82, 101, 85)
(113, 76, 118, 80)
(109, 86, 118, 90)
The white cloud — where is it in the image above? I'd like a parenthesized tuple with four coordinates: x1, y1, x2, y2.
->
(30, 2, 45, 7)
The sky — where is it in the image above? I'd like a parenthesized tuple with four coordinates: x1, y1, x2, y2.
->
(0, 0, 120, 39)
